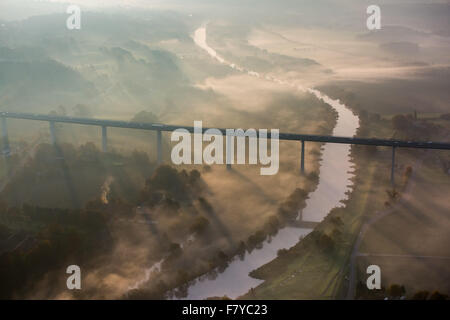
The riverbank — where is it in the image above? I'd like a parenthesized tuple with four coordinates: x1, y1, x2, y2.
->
(241, 97, 449, 299)
(241, 132, 400, 299)
(169, 26, 359, 300)
(238, 85, 397, 299)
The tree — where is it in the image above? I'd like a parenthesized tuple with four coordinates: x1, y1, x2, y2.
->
(392, 114, 410, 132)
(264, 215, 280, 234)
(330, 216, 344, 226)
(358, 109, 368, 121)
(189, 216, 209, 234)
(388, 284, 405, 298)
(0, 223, 11, 240)
(131, 111, 159, 123)
(189, 169, 201, 184)
(131, 150, 150, 167)
(277, 248, 288, 257)
(145, 165, 188, 201)
(370, 113, 381, 122)
(429, 291, 448, 300)
(316, 231, 335, 252)
(412, 291, 429, 300)
(72, 104, 92, 117)
(78, 142, 100, 162)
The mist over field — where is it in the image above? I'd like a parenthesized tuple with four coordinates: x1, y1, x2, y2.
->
(0, 0, 449, 300)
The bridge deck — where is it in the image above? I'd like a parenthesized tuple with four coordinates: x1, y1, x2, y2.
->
(2, 112, 450, 150)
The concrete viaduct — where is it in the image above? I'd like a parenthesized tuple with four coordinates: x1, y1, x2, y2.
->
(1, 112, 450, 187)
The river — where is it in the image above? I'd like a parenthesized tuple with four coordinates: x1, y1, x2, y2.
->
(178, 26, 360, 299)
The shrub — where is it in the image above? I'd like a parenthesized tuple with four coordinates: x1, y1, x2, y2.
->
(388, 284, 405, 298)
(316, 232, 334, 251)
(412, 291, 429, 300)
(189, 216, 210, 234)
(429, 291, 448, 300)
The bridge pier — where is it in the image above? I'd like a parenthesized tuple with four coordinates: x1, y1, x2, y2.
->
(300, 140, 305, 174)
(391, 146, 396, 188)
(1, 117, 10, 157)
(102, 126, 108, 152)
(49, 121, 57, 145)
(156, 130, 162, 165)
